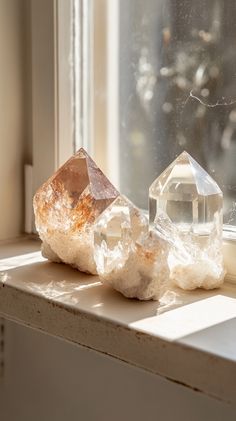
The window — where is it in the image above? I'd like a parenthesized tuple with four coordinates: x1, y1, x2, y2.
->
(31, 1, 236, 230)
(76, 0, 236, 231)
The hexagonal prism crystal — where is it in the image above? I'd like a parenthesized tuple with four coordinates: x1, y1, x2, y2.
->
(94, 195, 170, 300)
(149, 151, 225, 290)
(33, 148, 119, 274)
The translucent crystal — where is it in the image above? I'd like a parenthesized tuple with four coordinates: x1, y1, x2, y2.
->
(33, 148, 119, 274)
(94, 195, 170, 300)
(149, 151, 225, 289)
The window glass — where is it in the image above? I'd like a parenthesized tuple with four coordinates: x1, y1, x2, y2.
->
(78, 0, 236, 225)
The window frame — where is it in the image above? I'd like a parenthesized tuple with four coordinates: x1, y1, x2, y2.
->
(31, 0, 76, 196)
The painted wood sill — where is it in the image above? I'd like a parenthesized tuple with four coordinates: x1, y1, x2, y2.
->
(0, 237, 236, 404)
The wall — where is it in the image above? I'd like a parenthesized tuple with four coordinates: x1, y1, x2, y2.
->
(0, 319, 236, 421)
(0, 0, 31, 241)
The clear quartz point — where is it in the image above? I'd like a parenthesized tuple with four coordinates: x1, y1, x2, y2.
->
(94, 195, 170, 300)
(149, 151, 225, 290)
(94, 195, 148, 274)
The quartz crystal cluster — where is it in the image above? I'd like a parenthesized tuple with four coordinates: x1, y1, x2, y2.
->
(149, 151, 225, 290)
(34, 148, 225, 300)
(94, 196, 170, 300)
(33, 148, 119, 274)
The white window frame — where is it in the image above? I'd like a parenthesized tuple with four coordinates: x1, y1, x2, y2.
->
(31, 0, 74, 195)
(31, 0, 120, 188)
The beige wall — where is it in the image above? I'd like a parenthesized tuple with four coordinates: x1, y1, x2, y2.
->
(0, 0, 29, 240)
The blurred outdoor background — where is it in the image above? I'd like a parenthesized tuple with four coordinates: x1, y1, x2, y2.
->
(114, 0, 236, 223)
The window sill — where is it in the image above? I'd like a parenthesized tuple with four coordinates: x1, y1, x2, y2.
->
(0, 237, 236, 404)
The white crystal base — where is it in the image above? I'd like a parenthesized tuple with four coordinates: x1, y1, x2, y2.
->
(41, 230, 98, 275)
(170, 260, 225, 290)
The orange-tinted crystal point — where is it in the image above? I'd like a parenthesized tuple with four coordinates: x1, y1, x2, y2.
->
(33, 148, 119, 274)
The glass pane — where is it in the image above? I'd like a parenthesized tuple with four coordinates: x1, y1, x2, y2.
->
(79, 0, 236, 226)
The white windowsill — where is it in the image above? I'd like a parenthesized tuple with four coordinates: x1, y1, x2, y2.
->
(0, 237, 236, 404)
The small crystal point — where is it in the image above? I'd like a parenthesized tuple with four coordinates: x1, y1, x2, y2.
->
(94, 195, 148, 273)
(94, 195, 170, 300)
(149, 151, 225, 290)
(33, 148, 119, 274)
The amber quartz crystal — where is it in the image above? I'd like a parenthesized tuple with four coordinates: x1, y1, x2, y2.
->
(33, 148, 119, 274)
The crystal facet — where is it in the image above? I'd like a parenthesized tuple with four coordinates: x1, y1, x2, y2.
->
(94, 195, 170, 300)
(149, 151, 225, 289)
(33, 148, 119, 274)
